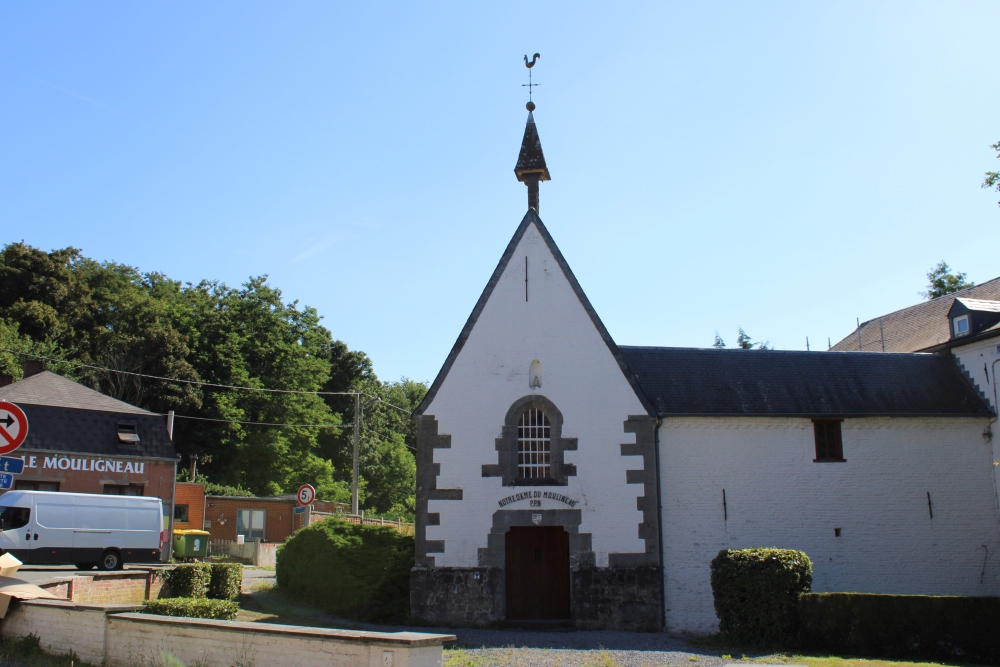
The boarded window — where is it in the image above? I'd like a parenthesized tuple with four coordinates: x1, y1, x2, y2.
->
(517, 409, 551, 480)
(813, 420, 844, 462)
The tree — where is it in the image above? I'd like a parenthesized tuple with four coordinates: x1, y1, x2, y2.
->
(984, 140, 1000, 207)
(921, 261, 973, 300)
(712, 328, 772, 350)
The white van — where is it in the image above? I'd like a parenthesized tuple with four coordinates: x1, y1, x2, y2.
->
(0, 491, 163, 570)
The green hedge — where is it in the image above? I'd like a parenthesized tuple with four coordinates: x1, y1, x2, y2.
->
(208, 563, 243, 600)
(710, 547, 812, 645)
(167, 563, 212, 598)
(276, 517, 414, 623)
(799, 593, 1000, 665)
(145, 598, 239, 620)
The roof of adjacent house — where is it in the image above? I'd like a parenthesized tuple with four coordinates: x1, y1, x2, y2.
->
(0, 371, 153, 415)
(830, 277, 1000, 353)
(620, 346, 993, 417)
(0, 371, 175, 458)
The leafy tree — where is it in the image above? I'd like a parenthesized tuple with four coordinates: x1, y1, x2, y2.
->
(712, 327, 772, 350)
(921, 261, 973, 300)
(0, 241, 418, 512)
(983, 140, 1000, 207)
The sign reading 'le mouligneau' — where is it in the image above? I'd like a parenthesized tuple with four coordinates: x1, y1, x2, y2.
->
(19, 455, 147, 474)
(498, 490, 579, 508)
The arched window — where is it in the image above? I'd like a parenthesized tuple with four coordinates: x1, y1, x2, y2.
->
(517, 408, 551, 480)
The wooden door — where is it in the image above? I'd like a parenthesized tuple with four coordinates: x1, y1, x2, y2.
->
(505, 526, 570, 620)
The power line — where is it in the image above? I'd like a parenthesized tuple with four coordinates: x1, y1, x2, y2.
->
(1, 347, 414, 417)
(167, 413, 353, 429)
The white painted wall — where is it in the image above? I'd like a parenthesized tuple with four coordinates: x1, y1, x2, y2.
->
(424, 221, 648, 567)
(659, 416, 1000, 635)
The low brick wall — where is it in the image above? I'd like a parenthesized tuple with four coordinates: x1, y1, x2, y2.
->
(36, 569, 167, 604)
(2, 600, 454, 667)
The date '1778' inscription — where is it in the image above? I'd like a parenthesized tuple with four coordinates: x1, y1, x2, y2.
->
(498, 490, 579, 508)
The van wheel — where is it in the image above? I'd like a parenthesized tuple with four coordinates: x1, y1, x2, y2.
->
(75, 563, 96, 570)
(98, 550, 122, 571)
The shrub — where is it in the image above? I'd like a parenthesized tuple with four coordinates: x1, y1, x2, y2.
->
(166, 563, 212, 598)
(208, 563, 243, 600)
(799, 593, 1000, 665)
(710, 547, 812, 645)
(276, 517, 414, 623)
(145, 597, 239, 620)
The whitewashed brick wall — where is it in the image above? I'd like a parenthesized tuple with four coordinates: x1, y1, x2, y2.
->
(425, 221, 647, 567)
(659, 416, 1000, 634)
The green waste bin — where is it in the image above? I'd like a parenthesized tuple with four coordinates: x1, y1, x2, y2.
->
(173, 529, 211, 558)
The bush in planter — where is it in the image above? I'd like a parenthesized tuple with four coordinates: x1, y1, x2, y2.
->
(208, 563, 243, 600)
(710, 547, 812, 645)
(145, 598, 239, 620)
(166, 563, 212, 598)
(276, 517, 414, 623)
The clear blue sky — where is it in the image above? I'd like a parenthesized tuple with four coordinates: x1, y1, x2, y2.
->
(3, 2, 998, 383)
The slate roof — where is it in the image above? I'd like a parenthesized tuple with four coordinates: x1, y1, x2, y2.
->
(620, 346, 993, 417)
(0, 372, 175, 459)
(830, 277, 1000, 352)
(954, 298, 1000, 313)
(514, 111, 551, 182)
(0, 371, 152, 415)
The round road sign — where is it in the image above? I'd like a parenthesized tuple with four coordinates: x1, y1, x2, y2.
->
(0, 401, 29, 456)
(296, 484, 316, 506)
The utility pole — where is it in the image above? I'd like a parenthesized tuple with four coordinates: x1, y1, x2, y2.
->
(351, 392, 360, 515)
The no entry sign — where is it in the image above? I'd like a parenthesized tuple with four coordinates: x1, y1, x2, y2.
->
(0, 402, 28, 456)
(296, 484, 316, 506)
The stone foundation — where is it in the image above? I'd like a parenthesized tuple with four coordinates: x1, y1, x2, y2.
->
(410, 567, 504, 627)
(410, 565, 663, 631)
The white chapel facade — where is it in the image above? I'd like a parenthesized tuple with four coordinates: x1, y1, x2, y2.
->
(410, 104, 1000, 632)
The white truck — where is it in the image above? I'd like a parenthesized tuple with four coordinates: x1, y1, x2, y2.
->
(0, 491, 163, 570)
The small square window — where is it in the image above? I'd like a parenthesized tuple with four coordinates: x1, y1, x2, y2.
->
(953, 315, 970, 337)
(174, 504, 190, 522)
(117, 422, 140, 444)
(813, 420, 845, 462)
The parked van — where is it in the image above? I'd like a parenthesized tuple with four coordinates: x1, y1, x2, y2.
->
(0, 491, 163, 570)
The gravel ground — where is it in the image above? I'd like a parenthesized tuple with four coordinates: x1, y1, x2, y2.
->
(439, 628, 751, 667)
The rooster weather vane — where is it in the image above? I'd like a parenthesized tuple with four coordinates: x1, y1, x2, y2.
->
(522, 53, 540, 108)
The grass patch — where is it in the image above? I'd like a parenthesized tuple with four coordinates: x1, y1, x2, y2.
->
(0, 634, 95, 667)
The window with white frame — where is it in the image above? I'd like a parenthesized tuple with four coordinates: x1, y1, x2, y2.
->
(953, 315, 970, 337)
(517, 408, 551, 480)
(237, 509, 265, 540)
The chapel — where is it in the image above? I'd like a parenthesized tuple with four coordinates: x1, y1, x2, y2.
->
(410, 101, 1000, 632)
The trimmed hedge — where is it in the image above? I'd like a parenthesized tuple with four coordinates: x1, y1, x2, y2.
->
(276, 517, 414, 623)
(799, 593, 1000, 665)
(208, 563, 243, 600)
(145, 598, 239, 620)
(166, 563, 212, 598)
(710, 548, 812, 645)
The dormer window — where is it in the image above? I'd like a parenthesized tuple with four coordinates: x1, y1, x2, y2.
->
(953, 315, 970, 337)
(117, 422, 140, 444)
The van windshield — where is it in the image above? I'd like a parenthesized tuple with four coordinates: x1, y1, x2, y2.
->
(0, 507, 30, 532)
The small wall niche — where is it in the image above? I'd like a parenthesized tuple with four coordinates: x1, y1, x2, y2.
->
(529, 360, 542, 389)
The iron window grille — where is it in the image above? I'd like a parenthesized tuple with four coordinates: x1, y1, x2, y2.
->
(517, 408, 551, 480)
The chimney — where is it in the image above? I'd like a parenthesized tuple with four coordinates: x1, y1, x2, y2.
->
(0, 375, 13, 388)
(23, 360, 44, 377)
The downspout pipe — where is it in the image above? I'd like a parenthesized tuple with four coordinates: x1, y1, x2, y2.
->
(653, 417, 666, 631)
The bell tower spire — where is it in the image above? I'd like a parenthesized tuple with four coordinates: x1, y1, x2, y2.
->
(514, 54, 550, 212)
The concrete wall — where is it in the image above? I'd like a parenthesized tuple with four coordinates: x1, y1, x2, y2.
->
(423, 221, 648, 567)
(2, 600, 453, 667)
(659, 415, 1000, 634)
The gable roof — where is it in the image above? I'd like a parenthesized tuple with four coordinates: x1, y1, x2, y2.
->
(620, 346, 993, 418)
(830, 277, 1000, 353)
(0, 371, 153, 415)
(415, 209, 654, 416)
(952, 298, 1000, 314)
